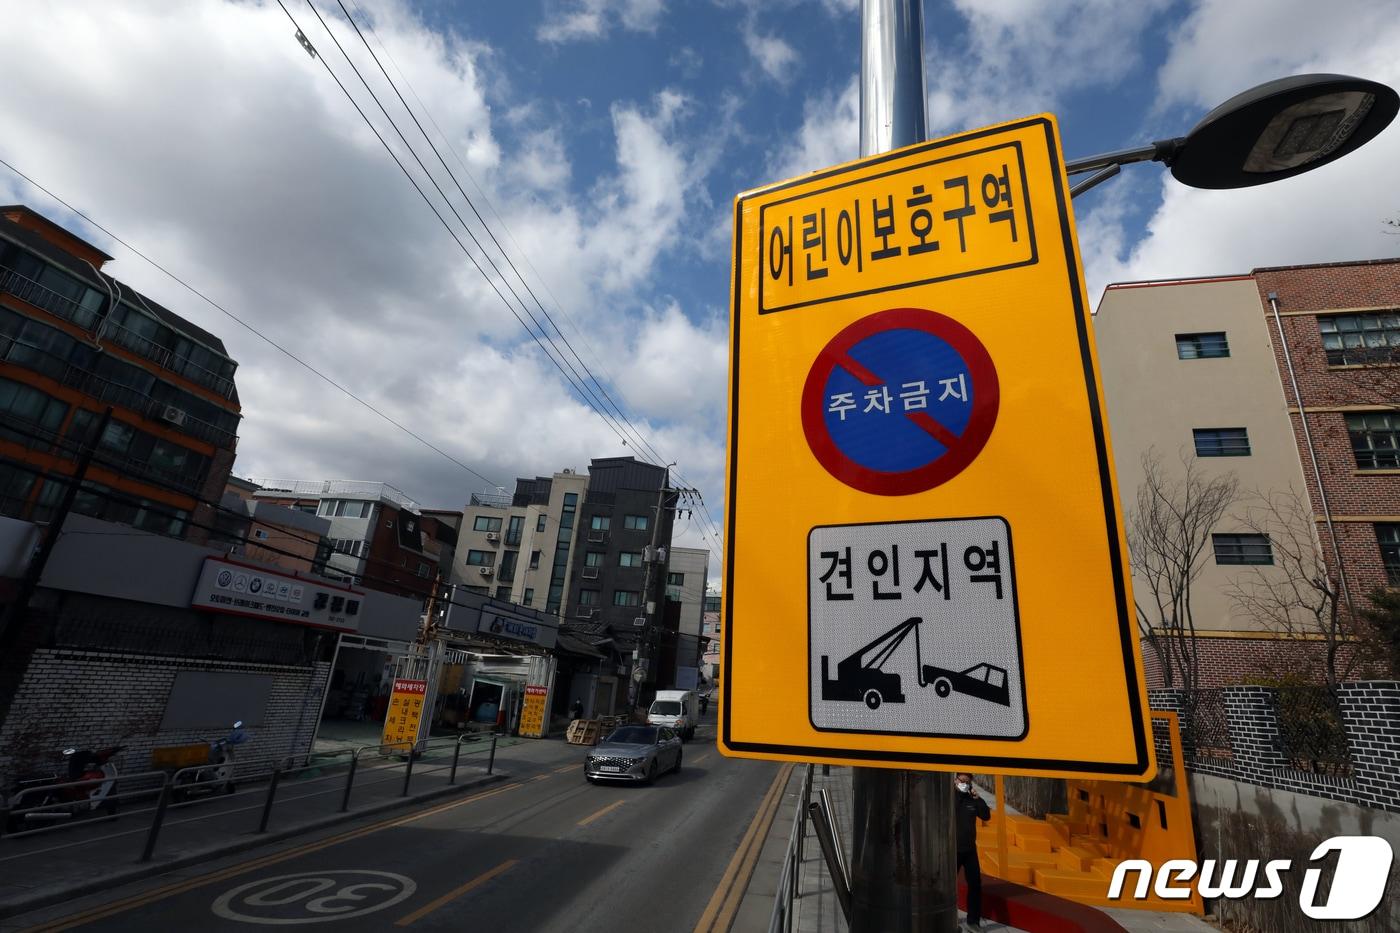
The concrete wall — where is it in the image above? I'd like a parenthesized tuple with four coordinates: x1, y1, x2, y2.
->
(1191, 771, 1399, 933)
(1095, 277, 1317, 638)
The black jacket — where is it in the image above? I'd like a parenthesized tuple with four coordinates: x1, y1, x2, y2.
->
(954, 788, 991, 852)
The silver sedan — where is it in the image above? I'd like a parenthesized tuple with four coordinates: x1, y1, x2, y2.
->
(584, 725, 683, 784)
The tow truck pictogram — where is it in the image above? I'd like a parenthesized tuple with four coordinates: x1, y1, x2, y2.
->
(820, 616, 1011, 710)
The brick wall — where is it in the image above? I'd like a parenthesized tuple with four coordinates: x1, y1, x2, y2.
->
(0, 590, 333, 788)
(1152, 682, 1400, 813)
(1142, 633, 1375, 689)
(1253, 261, 1400, 607)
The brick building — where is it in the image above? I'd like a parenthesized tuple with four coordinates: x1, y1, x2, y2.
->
(0, 204, 241, 543)
(1094, 259, 1400, 688)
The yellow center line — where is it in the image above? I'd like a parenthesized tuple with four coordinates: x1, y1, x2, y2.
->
(28, 782, 525, 932)
(693, 763, 794, 933)
(530, 774, 552, 782)
(394, 858, 519, 926)
(554, 763, 581, 773)
(691, 754, 710, 766)
(577, 798, 627, 827)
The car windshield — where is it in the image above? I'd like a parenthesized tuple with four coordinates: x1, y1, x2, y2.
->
(649, 701, 681, 715)
(606, 726, 658, 745)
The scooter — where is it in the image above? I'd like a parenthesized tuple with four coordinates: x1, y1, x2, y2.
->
(5, 744, 125, 832)
(172, 720, 246, 800)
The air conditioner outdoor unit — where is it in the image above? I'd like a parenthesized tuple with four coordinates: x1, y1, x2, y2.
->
(577, 608, 596, 619)
(632, 616, 646, 627)
(478, 566, 494, 577)
(160, 405, 187, 426)
(581, 566, 599, 579)
(485, 532, 499, 542)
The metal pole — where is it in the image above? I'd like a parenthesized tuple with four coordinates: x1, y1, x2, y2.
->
(401, 745, 416, 796)
(340, 754, 358, 812)
(450, 738, 462, 785)
(258, 767, 283, 833)
(854, 4, 957, 930)
(141, 782, 172, 862)
(487, 731, 498, 774)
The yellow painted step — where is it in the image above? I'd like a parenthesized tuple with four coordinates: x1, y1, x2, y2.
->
(1033, 868, 1113, 901)
(1047, 814, 1090, 837)
(1070, 835, 1109, 857)
(1057, 846, 1100, 872)
(1008, 817, 1060, 839)
(1017, 835, 1054, 854)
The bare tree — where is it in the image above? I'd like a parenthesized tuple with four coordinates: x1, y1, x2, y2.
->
(1226, 488, 1358, 689)
(1127, 448, 1239, 697)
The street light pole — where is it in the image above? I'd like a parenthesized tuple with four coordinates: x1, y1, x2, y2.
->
(852, 3, 958, 932)
(633, 462, 677, 711)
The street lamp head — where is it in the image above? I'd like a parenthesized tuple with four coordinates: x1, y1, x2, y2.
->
(1169, 73, 1398, 189)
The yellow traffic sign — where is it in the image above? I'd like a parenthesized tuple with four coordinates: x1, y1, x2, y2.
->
(719, 114, 1155, 780)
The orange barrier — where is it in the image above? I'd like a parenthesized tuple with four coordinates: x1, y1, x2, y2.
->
(982, 711, 1204, 915)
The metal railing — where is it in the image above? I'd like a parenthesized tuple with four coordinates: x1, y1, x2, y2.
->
(249, 479, 421, 513)
(769, 765, 853, 933)
(0, 733, 499, 863)
(101, 318, 173, 370)
(0, 265, 101, 331)
(1275, 686, 1353, 776)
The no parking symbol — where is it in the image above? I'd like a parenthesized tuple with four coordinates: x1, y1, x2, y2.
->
(801, 307, 999, 496)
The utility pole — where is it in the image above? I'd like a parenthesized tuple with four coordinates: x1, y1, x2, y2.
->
(851, 3, 958, 931)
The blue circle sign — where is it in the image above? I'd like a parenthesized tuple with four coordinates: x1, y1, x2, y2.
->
(801, 307, 1000, 496)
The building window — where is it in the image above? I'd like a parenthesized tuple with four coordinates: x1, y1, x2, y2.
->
(417, 562, 431, 578)
(579, 589, 600, 607)
(1319, 311, 1400, 366)
(0, 459, 39, 519)
(1193, 427, 1251, 457)
(506, 514, 523, 546)
(1377, 524, 1400, 585)
(585, 551, 604, 567)
(703, 594, 721, 612)
(1213, 533, 1273, 565)
(619, 551, 643, 568)
(523, 587, 534, 607)
(499, 549, 518, 582)
(1346, 412, 1400, 469)
(473, 515, 502, 533)
(1175, 332, 1230, 359)
(624, 514, 648, 531)
(495, 584, 511, 600)
(613, 590, 641, 607)
(536, 514, 547, 532)
(590, 514, 611, 531)
(466, 549, 495, 566)
(529, 549, 541, 570)
(464, 585, 489, 595)
(667, 572, 684, 586)
(318, 499, 372, 519)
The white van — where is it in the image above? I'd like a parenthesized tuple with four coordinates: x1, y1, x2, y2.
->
(648, 689, 696, 741)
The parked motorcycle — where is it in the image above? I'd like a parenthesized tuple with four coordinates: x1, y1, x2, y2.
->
(5, 744, 125, 832)
(171, 720, 246, 800)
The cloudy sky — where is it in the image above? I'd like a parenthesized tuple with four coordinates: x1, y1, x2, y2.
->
(3, 0, 1398, 582)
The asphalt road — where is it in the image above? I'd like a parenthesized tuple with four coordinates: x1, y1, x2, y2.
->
(8, 716, 783, 933)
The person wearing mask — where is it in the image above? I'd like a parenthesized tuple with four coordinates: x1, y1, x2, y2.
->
(954, 772, 991, 930)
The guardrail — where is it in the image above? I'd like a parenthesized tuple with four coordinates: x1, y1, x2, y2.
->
(768, 765, 852, 933)
(0, 732, 500, 865)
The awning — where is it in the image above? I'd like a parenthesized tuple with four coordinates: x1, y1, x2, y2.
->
(556, 632, 606, 658)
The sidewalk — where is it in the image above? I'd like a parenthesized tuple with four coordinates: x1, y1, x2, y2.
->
(736, 767, 1216, 933)
(0, 737, 508, 920)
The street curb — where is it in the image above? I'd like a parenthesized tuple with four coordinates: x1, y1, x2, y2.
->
(0, 771, 509, 921)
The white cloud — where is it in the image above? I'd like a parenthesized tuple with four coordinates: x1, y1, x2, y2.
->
(538, 0, 665, 43)
(1090, 0, 1400, 297)
(742, 21, 800, 84)
(767, 77, 860, 180)
(0, 0, 726, 525)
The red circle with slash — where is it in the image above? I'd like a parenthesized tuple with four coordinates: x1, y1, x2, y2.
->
(801, 307, 1000, 496)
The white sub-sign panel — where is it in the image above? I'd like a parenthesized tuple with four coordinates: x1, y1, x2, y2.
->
(808, 516, 1026, 739)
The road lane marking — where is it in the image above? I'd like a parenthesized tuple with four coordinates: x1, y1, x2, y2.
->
(27, 782, 525, 932)
(212, 870, 417, 925)
(692, 763, 794, 933)
(553, 764, 581, 774)
(393, 859, 518, 926)
(529, 774, 552, 782)
(691, 754, 711, 766)
(577, 799, 627, 827)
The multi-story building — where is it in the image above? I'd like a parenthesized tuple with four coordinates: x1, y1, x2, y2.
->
(449, 469, 590, 611)
(566, 457, 675, 653)
(213, 475, 333, 574)
(247, 479, 456, 600)
(660, 546, 709, 688)
(701, 591, 721, 682)
(0, 205, 240, 542)
(1094, 258, 1400, 687)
